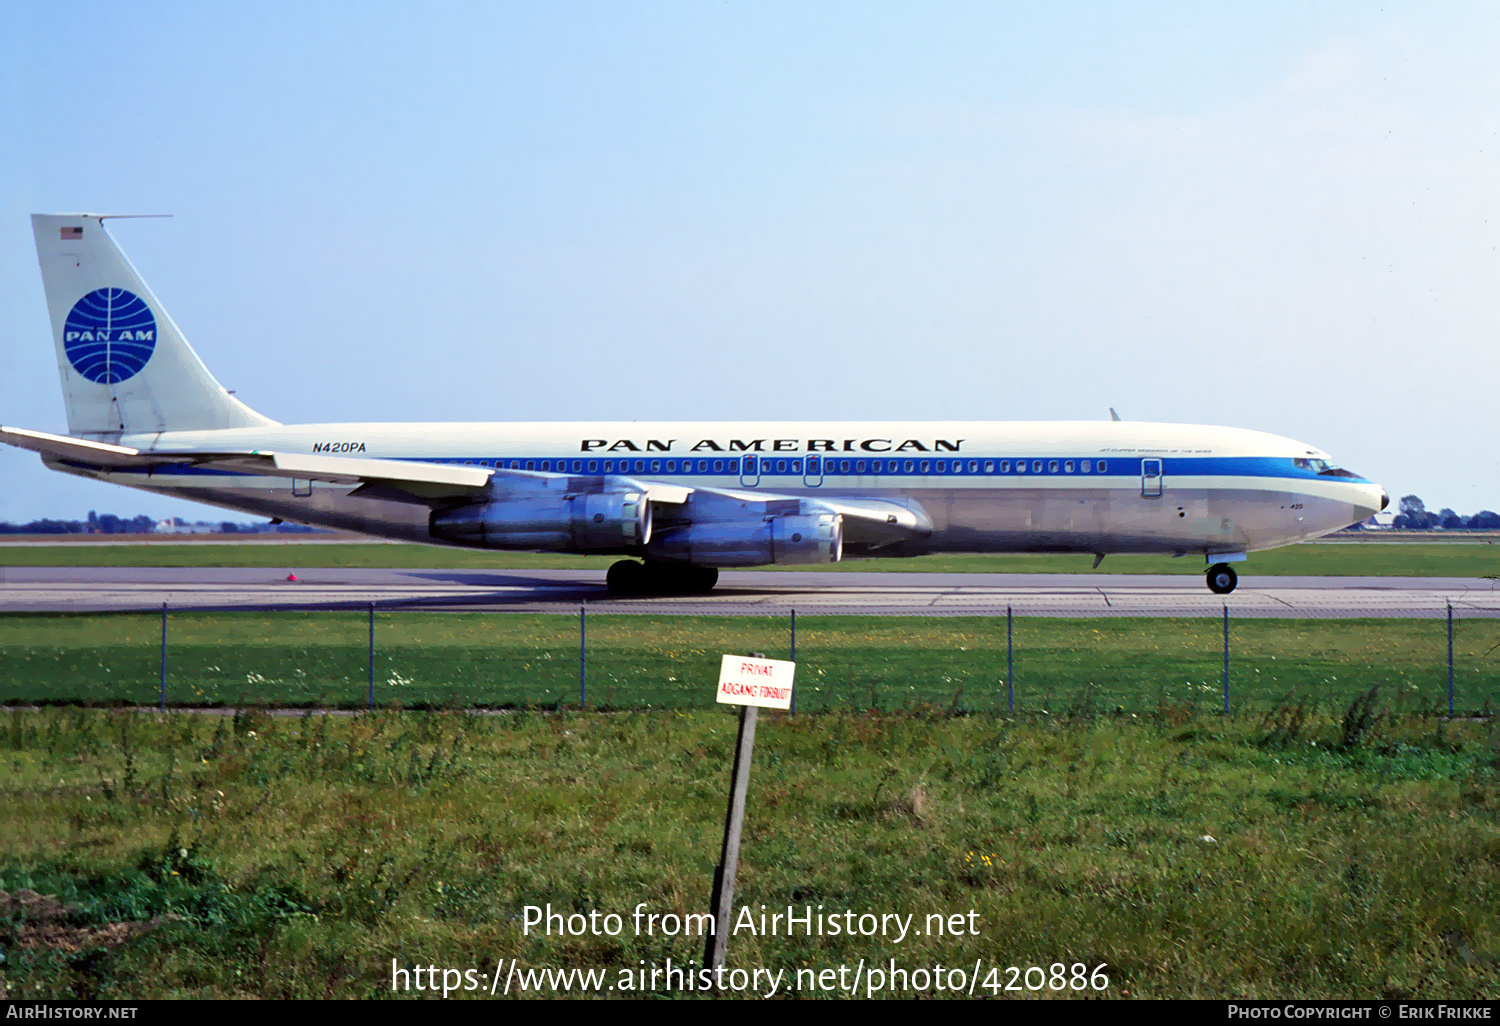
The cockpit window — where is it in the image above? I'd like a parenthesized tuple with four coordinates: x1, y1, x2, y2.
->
(1294, 457, 1360, 478)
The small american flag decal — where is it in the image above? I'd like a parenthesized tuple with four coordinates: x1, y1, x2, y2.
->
(60, 226, 82, 239)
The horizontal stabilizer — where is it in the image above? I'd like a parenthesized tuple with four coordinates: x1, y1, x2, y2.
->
(0, 424, 155, 468)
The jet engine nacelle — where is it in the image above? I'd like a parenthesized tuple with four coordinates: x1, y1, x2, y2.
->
(645, 513, 842, 567)
(430, 490, 651, 550)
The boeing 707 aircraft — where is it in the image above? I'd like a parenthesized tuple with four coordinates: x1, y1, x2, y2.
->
(1, 214, 1387, 595)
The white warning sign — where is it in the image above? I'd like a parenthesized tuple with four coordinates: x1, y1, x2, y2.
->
(715, 654, 795, 710)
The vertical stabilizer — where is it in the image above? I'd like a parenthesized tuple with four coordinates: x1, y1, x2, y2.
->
(31, 214, 277, 440)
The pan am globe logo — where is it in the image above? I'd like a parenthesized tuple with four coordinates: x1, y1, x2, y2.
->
(63, 288, 157, 384)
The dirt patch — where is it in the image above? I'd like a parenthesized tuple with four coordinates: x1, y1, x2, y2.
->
(0, 888, 160, 953)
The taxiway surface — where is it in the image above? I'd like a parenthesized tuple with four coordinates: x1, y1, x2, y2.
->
(3, 566, 1498, 617)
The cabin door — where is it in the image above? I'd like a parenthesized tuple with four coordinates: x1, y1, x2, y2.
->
(1141, 459, 1163, 498)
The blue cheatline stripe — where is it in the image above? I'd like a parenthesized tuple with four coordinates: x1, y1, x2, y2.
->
(102, 453, 1369, 484)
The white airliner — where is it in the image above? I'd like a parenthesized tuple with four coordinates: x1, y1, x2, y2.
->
(2, 214, 1386, 595)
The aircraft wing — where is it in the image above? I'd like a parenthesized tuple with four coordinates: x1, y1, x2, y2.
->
(2, 425, 922, 544)
(0, 425, 692, 504)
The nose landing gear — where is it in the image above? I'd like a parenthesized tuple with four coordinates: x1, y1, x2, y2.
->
(1206, 563, 1238, 595)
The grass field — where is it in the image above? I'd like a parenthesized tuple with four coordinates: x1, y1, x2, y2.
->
(2, 705, 1496, 999)
(3, 612, 1497, 715)
(4, 541, 1500, 577)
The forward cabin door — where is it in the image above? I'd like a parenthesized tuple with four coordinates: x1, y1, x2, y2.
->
(1141, 458, 1163, 498)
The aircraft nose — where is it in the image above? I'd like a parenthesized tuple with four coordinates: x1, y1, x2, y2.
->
(1380, 489, 1389, 512)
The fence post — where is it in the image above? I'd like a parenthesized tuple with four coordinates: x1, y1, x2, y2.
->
(367, 602, 375, 709)
(1447, 601, 1454, 717)
(1006, 605, 1014, 714)
(158, 600, 167, 714)
(580, 601, 587, 709)
(789, 608, 797, 715)
(1222, 603, 1230, 714)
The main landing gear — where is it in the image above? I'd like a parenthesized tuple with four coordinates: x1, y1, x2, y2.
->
(606, 560, 719, 597)
(1206, 563, 1238, 595)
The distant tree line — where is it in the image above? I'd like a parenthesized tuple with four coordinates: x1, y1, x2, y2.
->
(1390, 495, 1500, 530)
(0, 512, 325, 535)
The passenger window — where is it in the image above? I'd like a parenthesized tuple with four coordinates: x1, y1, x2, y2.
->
(1000, 461, 1009, 472)
(777, 460, 787, 472)
(665, 461, 675, 472)
(713, 460, 723, 473)
(651, 461, 661, 472)
(1081, 460, 1091, 473)
(792, 460, 802, 473)
(1016, 461, 1026, 473)
(919, 461, 930, 473)
(903, 461, 914, 472)
(853, 460, 864, 473)
(984, 461, 994, 473)
(935, 461, 946, 473)
(1098, 460, 1107, 473)
(1048, 460, 1058, 473)
(587, 461, 598, 472)
(1064, 461, 1073, 473)
(840, 460, 851, 473)
(510, 461, 520, 469)
(604, 461, 614, 472)
(525, 461, 534, 470)
(969, 461, 978, 472)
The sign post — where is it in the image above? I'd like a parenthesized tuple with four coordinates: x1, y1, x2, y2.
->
(702, 652, 795, 973)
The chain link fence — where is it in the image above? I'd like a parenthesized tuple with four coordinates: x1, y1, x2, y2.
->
(2, 604, 1497, 715)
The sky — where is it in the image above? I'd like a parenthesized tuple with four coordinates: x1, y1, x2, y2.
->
(2, 2, 1498, 522)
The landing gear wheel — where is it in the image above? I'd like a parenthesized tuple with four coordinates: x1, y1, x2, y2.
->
(687, 566, 719, 593)
(606, 559, 646, 596)
(641, 562, 721, 595)
(1206, 563, 1238, 595)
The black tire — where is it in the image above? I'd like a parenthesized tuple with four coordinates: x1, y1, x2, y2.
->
(606, 559, 646, 596)
(1206, 563, 1238, 595)
(637, 562, 720, 595)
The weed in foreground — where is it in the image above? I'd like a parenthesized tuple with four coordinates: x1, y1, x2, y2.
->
(0, 707, 1496, 999)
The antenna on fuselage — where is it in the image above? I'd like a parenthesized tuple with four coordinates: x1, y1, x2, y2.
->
(1109, 407, 1122, 422)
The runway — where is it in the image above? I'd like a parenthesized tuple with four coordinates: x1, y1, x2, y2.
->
(3, 566, 1499, 617)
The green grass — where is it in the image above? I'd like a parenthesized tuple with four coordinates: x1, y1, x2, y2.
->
(4, 541, 1500, 576)
(3, 612, 1497, 715)
(2, 705, 1496, 998)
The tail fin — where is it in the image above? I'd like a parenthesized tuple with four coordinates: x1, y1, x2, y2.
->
(31, 213, 277, 440)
